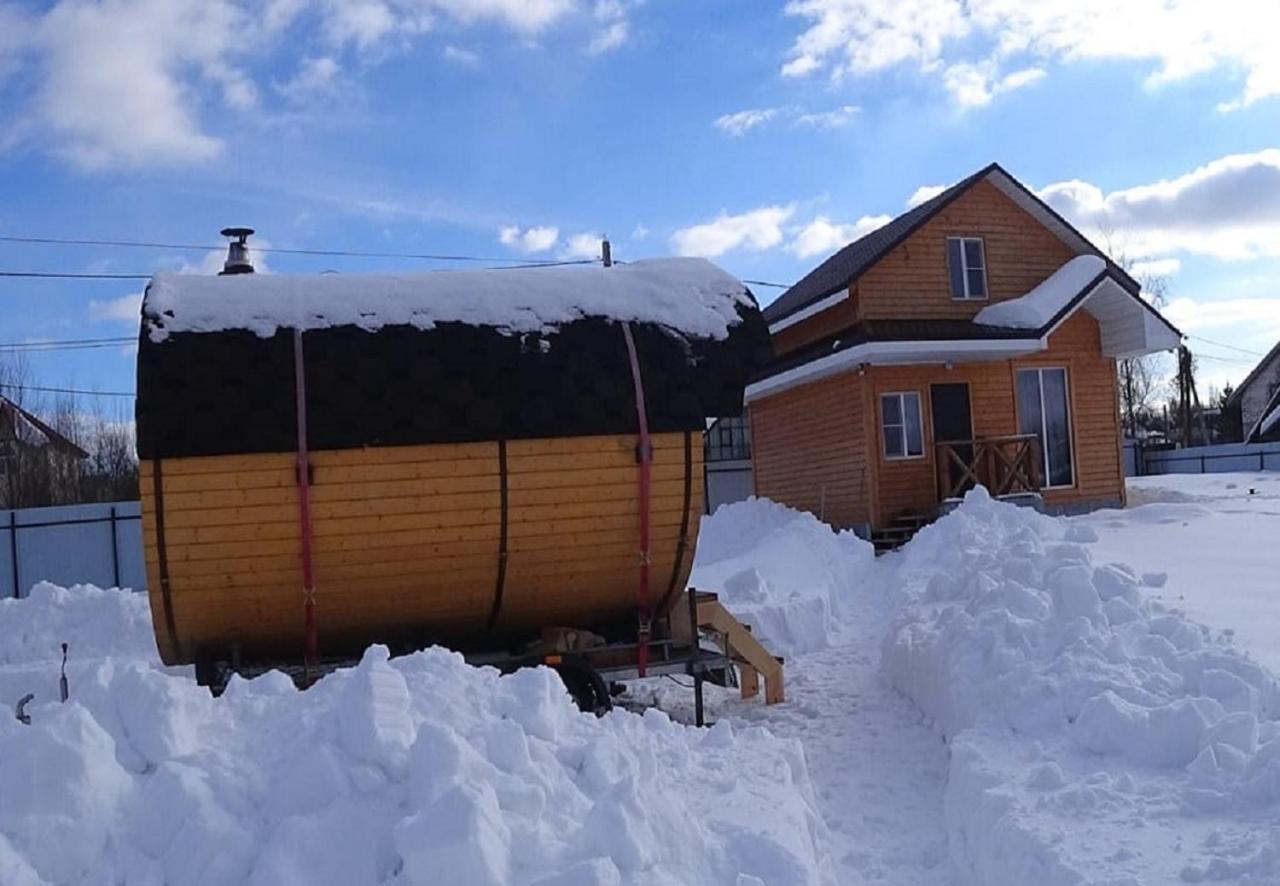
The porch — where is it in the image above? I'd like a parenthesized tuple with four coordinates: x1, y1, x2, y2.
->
(870, 434, 1044, 552)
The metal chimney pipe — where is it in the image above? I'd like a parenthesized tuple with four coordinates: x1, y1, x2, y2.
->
(219, 227, 255, 275)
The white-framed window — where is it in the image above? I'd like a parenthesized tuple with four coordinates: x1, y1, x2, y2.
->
(881, 392, 924, 460)
(1016, 367, 1075, 488)
(947, 237, 987, 300)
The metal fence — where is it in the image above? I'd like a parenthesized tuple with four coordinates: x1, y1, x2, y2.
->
(1134, 441, 1280, 477)
(2, 501, 144, 598)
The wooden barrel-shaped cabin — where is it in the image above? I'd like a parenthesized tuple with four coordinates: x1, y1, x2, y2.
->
(135, 258, 770, 672)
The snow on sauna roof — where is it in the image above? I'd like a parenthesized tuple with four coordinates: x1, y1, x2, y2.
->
(143, 257, 753, 343)
(972, 255, 1106, 329)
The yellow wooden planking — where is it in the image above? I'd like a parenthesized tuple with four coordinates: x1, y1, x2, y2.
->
(142, 432, 704, 664)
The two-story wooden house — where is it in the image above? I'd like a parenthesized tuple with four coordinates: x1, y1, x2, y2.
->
(746, 163, 1182, 544)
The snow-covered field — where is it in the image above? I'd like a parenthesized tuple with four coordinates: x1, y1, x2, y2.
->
(3, 472, 1280, 884)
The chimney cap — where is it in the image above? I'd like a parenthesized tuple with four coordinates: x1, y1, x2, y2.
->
(219, 226, 255, 275)
(220, 226, 255, 240)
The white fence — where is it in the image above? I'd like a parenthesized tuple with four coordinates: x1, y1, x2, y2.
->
(1136, 441, 1280, 476)
(1, 501, 144, 598)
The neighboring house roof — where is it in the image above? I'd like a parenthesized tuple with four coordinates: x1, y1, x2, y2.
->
(747, 260, 1182, 403)
(1246, 386, 1280, 443)
(0, 395, 89, 459)
(762, 161, 1142, 328)
(1223, 340, 1280, 408)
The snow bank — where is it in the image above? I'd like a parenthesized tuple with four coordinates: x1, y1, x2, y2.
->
(0, 586, 831, 886)
(144, 258, 753, 342)
(973, 255, 1104, 329)
(883, 489, 1280, 883)
(690, 498, 874, 656)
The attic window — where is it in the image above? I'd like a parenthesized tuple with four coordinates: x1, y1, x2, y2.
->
(947, 237, 987, 300)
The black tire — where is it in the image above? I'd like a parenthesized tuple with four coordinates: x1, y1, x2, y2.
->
(554, 661, 613, 716)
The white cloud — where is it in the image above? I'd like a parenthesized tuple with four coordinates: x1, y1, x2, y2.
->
(561, 231, 603, 260)
(3, 0, 608, 170)
(788, 214, 890, 258)
(1163, 296, 1280, 335)
(631, 224, 649, 241)
(588, 0, 631, 55)
(905, 184, 948, 208)
(713, 108, 780, 136)
(500, 224, 560, 252)
(795, 104, 859, 129)
(943, 62, 1044, 108)
(442, 45, 482, 67)
(89, 292, 143, 323)
(714, 104, 861, 135)
(782, 0, 1280, 110)
(276, 57, 343, 101)
(1039, 149, 1280, 261)
(1129, 258, 1182, 279)
(671, 205, 796, 257)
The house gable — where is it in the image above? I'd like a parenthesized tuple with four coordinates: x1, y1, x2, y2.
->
(855, 178, 1078, 322)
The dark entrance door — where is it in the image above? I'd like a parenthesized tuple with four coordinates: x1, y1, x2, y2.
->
(930, 383, 974, 496)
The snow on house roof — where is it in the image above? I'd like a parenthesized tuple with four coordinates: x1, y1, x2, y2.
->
(973, 256, 1106, 329)
(143, 257, 753, 343)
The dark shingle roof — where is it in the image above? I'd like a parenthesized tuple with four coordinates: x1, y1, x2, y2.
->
(761, 162, 1142, 326)
(762, 166, 995, 325)
(1224, 341, 1280, 407)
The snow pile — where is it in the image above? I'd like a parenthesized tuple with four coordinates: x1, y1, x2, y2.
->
(0, 582, 161, 710)
(144, 258, 753, 342)
(0, 588, 831, 886)
(973, 255, 1104, 329)
(883, 488, 1280, 883)
(690, 498, 874, 656)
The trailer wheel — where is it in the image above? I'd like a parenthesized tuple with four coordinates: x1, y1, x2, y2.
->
(553, 660, 612, 716)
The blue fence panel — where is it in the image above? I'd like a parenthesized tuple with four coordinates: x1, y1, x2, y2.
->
(1, 501, 144, 598)
(1140, 442, 1280, 476)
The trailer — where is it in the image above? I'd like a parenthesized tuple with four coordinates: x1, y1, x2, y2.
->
(135, 240, 781, 717)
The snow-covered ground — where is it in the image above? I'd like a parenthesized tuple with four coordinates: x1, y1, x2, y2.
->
(4, 472, 1280, 884)
(1077, 472, 1280, 672)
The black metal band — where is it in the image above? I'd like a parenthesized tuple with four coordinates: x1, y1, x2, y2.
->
(658, 429, 694, 614)
(486, 439, 510, 631)
(152, 458, 182, 660)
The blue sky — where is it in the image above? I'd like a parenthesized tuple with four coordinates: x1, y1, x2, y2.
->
(2, 0, 1279, 408)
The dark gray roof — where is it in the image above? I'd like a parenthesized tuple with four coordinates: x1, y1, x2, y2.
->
(1224, 340, 1280, 407)
(762, 162, 1141, 326)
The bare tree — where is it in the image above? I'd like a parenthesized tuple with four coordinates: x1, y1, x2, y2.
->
(1099, 229, 1175, 438)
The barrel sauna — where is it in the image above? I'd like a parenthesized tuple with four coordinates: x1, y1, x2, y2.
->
(135, 258, 770, 674)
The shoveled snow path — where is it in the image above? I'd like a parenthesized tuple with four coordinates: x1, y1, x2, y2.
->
(645, 584, 953, 884)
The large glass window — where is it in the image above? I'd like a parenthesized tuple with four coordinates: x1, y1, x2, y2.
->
(881, 392, 924, 459)
(947, 237, 987, 299)
(1017, 367, 1074, 487)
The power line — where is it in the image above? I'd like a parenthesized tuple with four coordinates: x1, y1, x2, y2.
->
(1186, 334, 1265, 359)
(0, 383, 135, 398)
(0, 271, 151, 280)
(0, 337, 136, 352)
(743, 279, 792, 289)
(0, 234, 592, 266)
(0, 259, 599, 283)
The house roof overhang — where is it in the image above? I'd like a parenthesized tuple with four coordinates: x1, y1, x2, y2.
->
(746, 264, 1183, 404)
(762, 162, 1144, 331)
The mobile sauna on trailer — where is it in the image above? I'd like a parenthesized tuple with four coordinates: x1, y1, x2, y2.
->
(135, 247, 781, 710)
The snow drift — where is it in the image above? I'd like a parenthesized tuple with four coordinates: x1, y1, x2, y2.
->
(0, 584, 831, 885)
(689, 498, 874, 657)
(883, 488, 1280, 884)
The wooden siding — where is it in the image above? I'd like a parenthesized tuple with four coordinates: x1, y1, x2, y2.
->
(771, 288, 857, 357)
(749, 371, 872, 529)
(751, 312, 1124, 530)
(141, 432, 702, 666)
(856, 179, 1078, 321)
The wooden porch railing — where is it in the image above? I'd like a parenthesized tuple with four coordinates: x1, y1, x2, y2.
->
(934, 434, 1043, 501)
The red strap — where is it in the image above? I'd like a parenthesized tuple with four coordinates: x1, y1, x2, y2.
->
(620, 323, 653, 677)
(293, 329, 319, 676)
